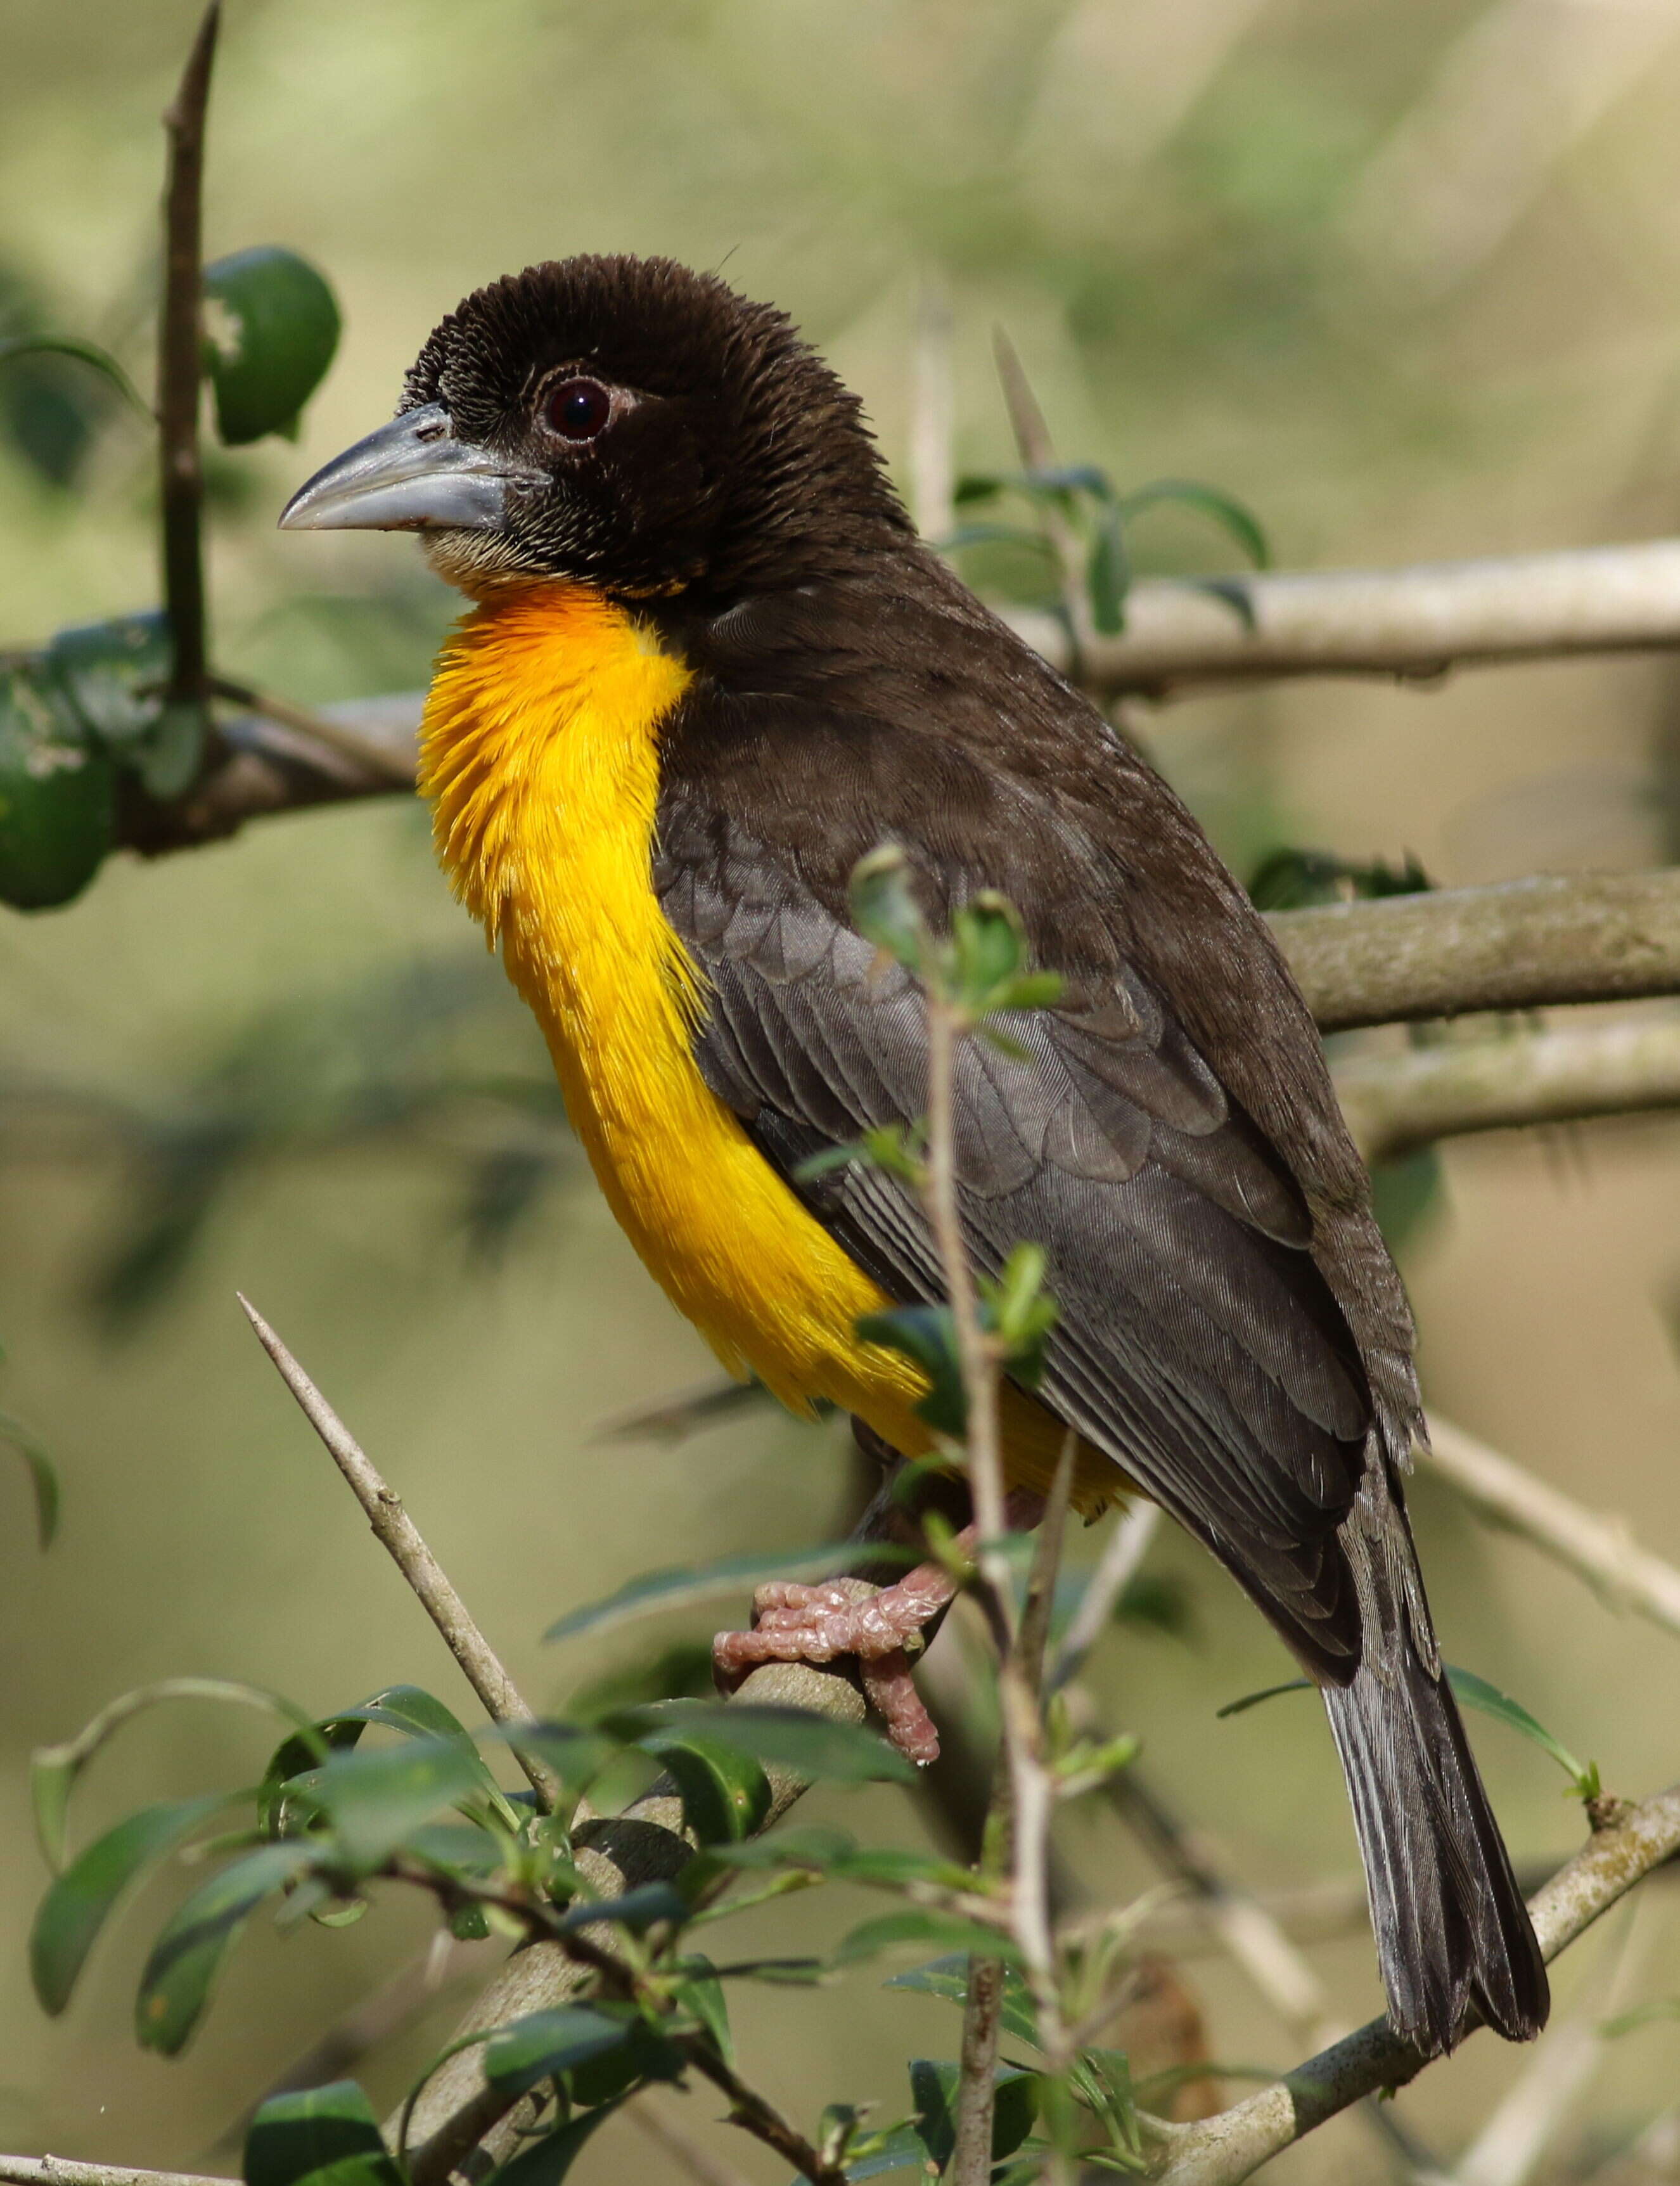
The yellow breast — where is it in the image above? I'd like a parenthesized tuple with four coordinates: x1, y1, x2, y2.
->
(419, 585, 932, 1444)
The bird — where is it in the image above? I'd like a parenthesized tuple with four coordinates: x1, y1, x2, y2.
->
(279, 252, 1549, 2057)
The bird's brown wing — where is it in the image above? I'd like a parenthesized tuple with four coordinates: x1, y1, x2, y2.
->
(655, 802, 1375, 1678)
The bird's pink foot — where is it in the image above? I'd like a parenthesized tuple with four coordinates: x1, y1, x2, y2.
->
(714, 1558, 965, 1766)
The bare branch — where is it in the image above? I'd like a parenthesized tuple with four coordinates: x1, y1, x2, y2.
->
(1418, 1415, 1680, 1645)
(1145, 1781, 1680, 2186)
(0, 2165, 226, 2186)
(205, 678, 418, 787)
(1337, 1015, 1680, 1164)
(1049, 1502, 1160, 1694)
(1274, 869, 1680, 1032)
(157, 4, 218, 713)
(236, 1294, 563, 1811)
(1008, 539, 1680, 697)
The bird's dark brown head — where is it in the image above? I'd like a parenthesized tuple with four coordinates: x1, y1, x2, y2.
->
(281, 254, 913, 607)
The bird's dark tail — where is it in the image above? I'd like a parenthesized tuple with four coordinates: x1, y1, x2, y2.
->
(1323, 1496, 1549, 2056)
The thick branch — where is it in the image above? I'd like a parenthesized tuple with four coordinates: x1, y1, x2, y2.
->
(1007, 538, 1680, 697)
(0, 2166, 225, 2186)
(1335, 1015, 1680, 1163)
(1273, 870, 1680, 1032)
(1147, 1782, 1680, 2186)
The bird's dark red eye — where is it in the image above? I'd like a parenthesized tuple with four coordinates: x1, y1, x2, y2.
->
(546, 376, 612, 442)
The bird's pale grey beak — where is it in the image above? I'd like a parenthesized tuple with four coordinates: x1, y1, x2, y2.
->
(278, 403, 541, 532)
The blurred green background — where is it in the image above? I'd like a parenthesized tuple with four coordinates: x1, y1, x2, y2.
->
(5, 1, 1680, 2178)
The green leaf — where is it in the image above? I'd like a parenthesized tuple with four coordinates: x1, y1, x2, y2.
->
(1119, 479, 1270, 569)
(310, 1735, 492, 1871)
(1217, 1664, 1591, 1787)
(30, 1793, 229, 2014)
(558, 1881, 688, 1936)
(670, 1952, 733, 2066)
(0, 1408, 59, 1547)
(0, 661, 115, 911)
(33, 1678, 319, 1872)
(202, 247, 341, 445)
(830, 2122, 924, 2180)
(940, 521, 1058, 556)
(1068, 2046, 1142, 2157)
(263, 1687, 518, 1837)
(953, 473, 1006, 506)
(1601, 1998, 1680, 2038)
(243, 2080, 403, 2186)
(0, 335, 150, 418)
(1442, 1666, 1589, 1787)
(1023, 463, 1113, 502)
(885, 1953, 1041, 2047)
(637, 1730, 773, 1846)
(613, 1700, 915, 1785)
(849, 845, 925, 971)
(484, 2005, 635, 2099)
(856, 1305, 965, 1437)
(138, 1840, 318, 2054)
(1087, 503, 1129, 635)
(544, 1543, 898, 1645)
(46, 613, 172, 745)
(484, 1720, 621, 1806)
(951, 891, 1025, 1009)
(837, 1910, 1020, 1967)
(703, 1822, 857, 1872)
(906, 2058, 1039, 2171)
(485, 2098, 627, 2186)
(135, 697, 205, 800)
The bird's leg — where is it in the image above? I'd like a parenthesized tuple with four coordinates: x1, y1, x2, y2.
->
(713, 1484, 1046, 1766)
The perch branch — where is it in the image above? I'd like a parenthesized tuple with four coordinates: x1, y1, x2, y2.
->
(236, 1294, 563, 1811)
(0, 2168, 226, 2186)
(1144, 1780, 1680, 2186)
(1006, 537, 1680, 697)
(1273, 869, 1680, 1032)
(1335, 1014, 1680, 1163)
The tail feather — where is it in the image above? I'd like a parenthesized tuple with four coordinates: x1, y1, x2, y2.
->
(1323, 1476, 1549, 2054)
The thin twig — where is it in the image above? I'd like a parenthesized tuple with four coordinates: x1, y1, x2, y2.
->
(1417, 1415, 1680, 1645)
(207, 676, 418, 787)
(157, 3, 218, 714)
(1145, 1780, 1680, 2186)
(992, 326, 1092, 674)
(1049, 1503, 1161, 1693)
(236, 1294, 563, 1811)
(681, 2040, 845, 2186)
(950, 1955, 1007, 2186)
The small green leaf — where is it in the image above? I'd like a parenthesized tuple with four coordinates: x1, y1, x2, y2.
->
(485, 2098, 628, 2186)
(202, 247, 341, 445)
(638, 1730, 773, 1846)
(669, 1952, 733, 2066)
(544, 1543, 898, 1645)
(310, 1736, 491, 1871)
(953, 473, 1005, 506)
(885, 1953, 1040, 2047)
(1023, 463, 1113, 502)
(0, 335, 150, 418)
(46, 613, 172, 745)
(951, 891, 1024, 1008)
(1087, 505, 1129, 635)
(243, 2079, 403, 2186)
(484, 2005, 634, 2098)
(837, 1910, 1020, 1967)
(856, 1305, 965, 1438)
(558, 1881, 688, 1936)
(1119, 479, 1271, 569)
(0, 1408, 59, 1547)
(135, 698, 205, 800)
(614, 1701, 915, 1785)
(138, 1841, 318, 2054)
(34, 1678, 318, 1871)
(1217, 1664, 1591, 1789)
(30, 1793, 229, 2014)
(849, 845, 925, 972)
(703, 1822, 856, 1872)
(906, 2057, 1039, 2171)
